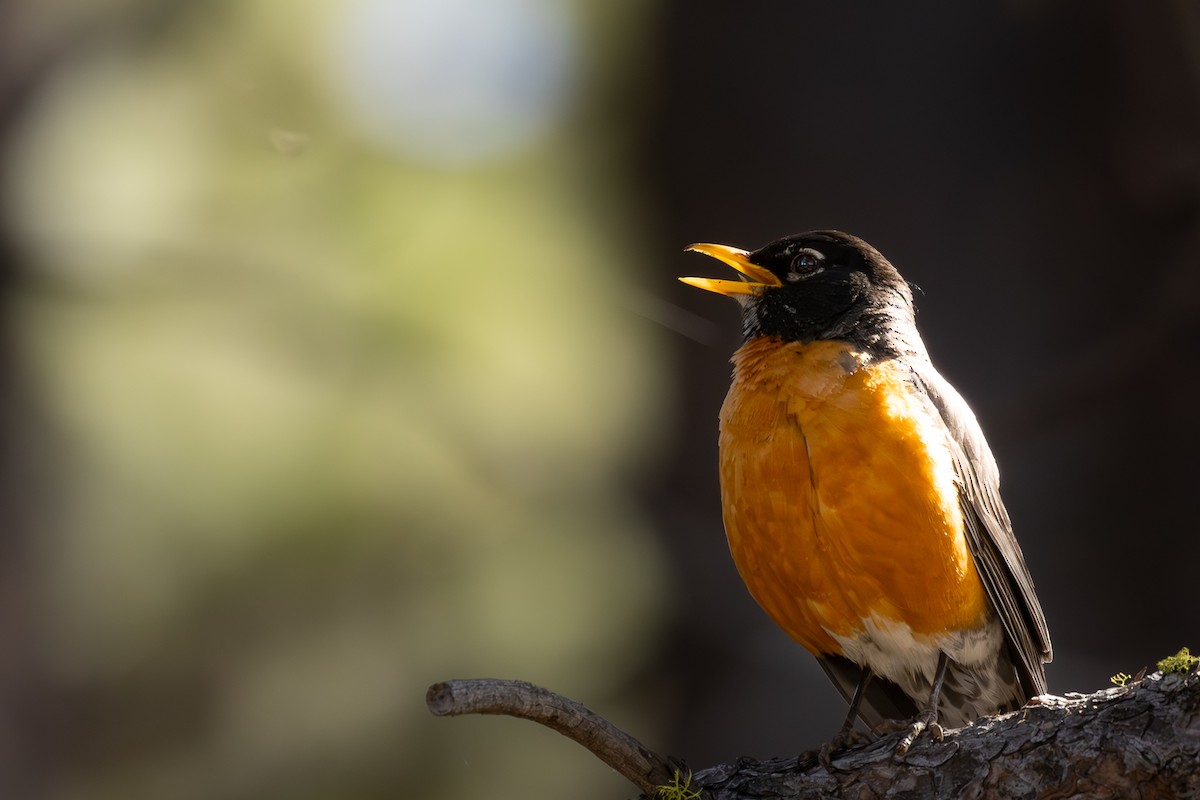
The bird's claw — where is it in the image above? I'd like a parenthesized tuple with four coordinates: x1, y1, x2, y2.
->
(895, 709, 943, 755)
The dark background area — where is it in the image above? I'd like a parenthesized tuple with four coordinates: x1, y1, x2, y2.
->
(0, 1, 1196, 797)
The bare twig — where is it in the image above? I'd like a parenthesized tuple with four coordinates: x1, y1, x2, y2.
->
(426, 678, 680, 796)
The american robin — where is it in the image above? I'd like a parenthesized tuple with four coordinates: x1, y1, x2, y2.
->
(681, 231, 1052, 756)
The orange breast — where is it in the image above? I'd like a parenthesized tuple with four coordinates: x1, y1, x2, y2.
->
(718, 338, 988, 656)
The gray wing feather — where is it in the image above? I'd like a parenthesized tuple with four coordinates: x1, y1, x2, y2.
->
(911, 362, 1053, 698)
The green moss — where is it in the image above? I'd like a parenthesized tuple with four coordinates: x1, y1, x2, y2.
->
(655, 770, 701, 800)
(1157, 647, 1199, 675)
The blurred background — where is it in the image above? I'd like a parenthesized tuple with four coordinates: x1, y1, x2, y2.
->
(0, 1, 1196, 798)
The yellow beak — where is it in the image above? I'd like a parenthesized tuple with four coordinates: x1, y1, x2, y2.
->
(680, 243, 782, 297)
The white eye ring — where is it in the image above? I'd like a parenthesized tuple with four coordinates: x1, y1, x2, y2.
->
(786, 248, 825, 282)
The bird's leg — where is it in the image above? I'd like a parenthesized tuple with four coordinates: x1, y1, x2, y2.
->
(818, 667, 874, 769)
(896, 652, 949, 755)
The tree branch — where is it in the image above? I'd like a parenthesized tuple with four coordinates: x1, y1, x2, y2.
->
(426, 678, 681, 796)
(429, 671, 1200, 799)
(696, 672, 1200, 799)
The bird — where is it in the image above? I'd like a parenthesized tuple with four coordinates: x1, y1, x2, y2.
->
(680, 230, 1052, 757)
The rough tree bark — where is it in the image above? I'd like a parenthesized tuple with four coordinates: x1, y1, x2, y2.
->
(428, 670, 1200, 799)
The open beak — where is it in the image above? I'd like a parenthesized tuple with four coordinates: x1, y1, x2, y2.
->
(680, 243, 782, 297)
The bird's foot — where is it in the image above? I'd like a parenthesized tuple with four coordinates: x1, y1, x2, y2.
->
(894, 707, 943, 755)
(817, 725, 871, 771)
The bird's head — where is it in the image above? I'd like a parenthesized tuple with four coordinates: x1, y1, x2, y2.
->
(681, 230, 922, 358)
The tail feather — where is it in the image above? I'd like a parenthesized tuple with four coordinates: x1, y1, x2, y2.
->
(818, 646, 1026, 733)
(818, 655, 917, 732)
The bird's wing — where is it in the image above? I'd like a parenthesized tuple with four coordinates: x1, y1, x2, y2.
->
(911, 362, 1053, 698)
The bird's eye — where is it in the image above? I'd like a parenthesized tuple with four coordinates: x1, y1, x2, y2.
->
(786, 249, 824, 282)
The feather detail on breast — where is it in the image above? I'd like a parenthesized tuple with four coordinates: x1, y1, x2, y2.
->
(717, 337, 990, 668)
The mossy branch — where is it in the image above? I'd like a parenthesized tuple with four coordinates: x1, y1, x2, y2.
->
(429, 670, 1200, 799)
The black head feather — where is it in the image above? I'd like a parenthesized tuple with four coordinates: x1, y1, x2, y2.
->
(740, 231, 923, 359)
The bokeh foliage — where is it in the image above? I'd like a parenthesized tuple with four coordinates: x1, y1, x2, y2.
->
(4, 1, 670, 797)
